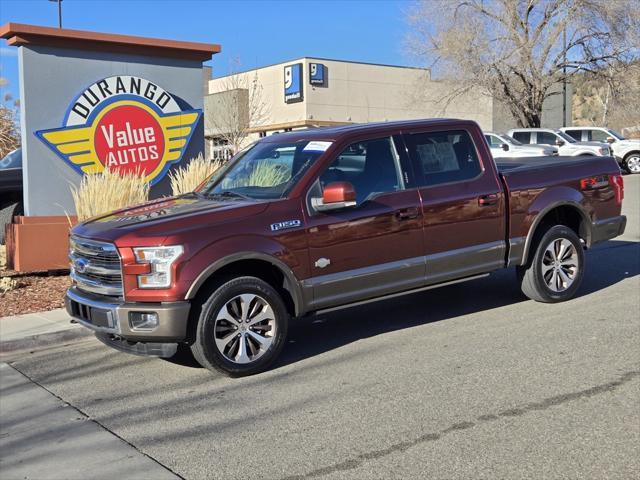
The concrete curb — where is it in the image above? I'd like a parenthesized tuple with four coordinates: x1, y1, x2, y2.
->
(0, 326, 93, 355)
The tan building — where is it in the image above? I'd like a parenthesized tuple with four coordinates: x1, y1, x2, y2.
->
(204, 57, 570, 158)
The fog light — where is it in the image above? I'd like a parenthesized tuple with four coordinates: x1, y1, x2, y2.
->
(129, 312, 159, 331)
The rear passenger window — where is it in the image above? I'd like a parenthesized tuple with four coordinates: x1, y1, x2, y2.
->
(512, 131, 531, 143)
(406, 130, 482, 187)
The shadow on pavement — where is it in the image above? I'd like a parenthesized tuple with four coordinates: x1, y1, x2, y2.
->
(275, 239, 639, 370)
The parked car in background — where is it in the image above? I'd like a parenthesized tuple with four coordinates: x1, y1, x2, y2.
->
(65, 119, 626, 376)
(0, 148, 23, 245)
(560, 127, 640, 174)
(484, 132, 558, 158)
(507, 128, 611, 158)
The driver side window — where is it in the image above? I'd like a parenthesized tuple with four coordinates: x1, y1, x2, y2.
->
(319, 137, 403, 205)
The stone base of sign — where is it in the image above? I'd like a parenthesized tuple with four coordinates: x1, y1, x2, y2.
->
(6, 216, 76, 272)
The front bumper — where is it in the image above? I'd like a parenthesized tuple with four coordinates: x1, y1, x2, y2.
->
(65, 286, 191, 343)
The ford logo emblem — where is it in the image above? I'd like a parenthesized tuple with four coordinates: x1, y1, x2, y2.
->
(74, 258, 89, 274)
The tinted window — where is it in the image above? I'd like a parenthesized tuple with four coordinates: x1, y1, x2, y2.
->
(485, 134, 502, 147)
(320, 137, 402, 204)
(537, 132, 558, 145)
(588, 129, 609, 142)
(564, 130, 582, 141)
(512, 131, 531, 144)
(406, 130, 482, 187)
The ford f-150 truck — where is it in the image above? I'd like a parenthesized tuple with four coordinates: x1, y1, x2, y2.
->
(66, 119, 626, 376)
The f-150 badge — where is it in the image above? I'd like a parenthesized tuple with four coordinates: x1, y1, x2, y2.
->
(270, 220, 301, 231)
(35, 75, 201, 186)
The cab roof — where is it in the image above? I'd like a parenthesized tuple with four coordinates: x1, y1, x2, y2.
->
(260, 118, 473, 143)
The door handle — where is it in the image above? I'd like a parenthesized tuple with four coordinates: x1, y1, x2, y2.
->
(395, 207, 420, 220)
(478, 194, 499, 206)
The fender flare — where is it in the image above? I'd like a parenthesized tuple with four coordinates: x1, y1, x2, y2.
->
(184, 251, 305, 317)
(521, 199, 592, 266)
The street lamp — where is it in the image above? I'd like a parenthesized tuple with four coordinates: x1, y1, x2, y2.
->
(48, 0, 63, 29)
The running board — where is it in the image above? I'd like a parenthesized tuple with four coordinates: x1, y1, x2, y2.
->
(313, 273, 490, 316)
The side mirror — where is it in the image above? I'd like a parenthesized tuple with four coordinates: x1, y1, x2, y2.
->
(501, 143, 509, 151)
(555, 139, 565, 146)
(311, 181, 357, 212)
(606, 136, 615, 144)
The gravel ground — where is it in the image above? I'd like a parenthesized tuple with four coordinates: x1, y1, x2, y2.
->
(0, 274, 70, 317)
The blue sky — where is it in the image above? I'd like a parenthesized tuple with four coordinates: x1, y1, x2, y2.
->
(0, 0, 417, 104)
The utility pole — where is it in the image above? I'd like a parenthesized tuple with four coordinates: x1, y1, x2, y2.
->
(562, 26, 567, 127)
(48, 0, 63, 29)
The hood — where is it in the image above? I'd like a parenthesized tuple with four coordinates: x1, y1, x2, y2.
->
(71, 194, 269, 245)
(574, 141, 607, 148)
(514, 144, 556, 153)
(618, 138, 640, 146)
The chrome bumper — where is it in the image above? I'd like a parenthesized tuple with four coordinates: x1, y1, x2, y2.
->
(65, 286, 191, 342)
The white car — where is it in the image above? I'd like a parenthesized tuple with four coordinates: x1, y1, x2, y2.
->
(484, 132, 558, 158)
(560, 127, 640, 174)
(507, 128, 611, 158)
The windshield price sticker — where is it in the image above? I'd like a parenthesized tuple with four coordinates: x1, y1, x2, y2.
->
(303, 141, 333, 152)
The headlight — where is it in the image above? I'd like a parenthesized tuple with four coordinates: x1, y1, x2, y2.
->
(133, 246, 183, 288)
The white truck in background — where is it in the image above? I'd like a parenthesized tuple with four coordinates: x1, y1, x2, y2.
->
(560, 127, 640, 174)
(484, 132, 558, 159)
(507, 128, 611, 158)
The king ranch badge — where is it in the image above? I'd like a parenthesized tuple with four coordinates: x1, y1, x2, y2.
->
(36, 76, 201, 185)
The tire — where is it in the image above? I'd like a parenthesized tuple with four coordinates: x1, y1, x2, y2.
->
(517, 225, 585, 303)
(0, 201, 23, 245)
(624, 153, 640, 174)
(190, 276, 289, 377)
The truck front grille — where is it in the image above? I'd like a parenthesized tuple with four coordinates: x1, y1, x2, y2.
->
(69, 236, 123, 298)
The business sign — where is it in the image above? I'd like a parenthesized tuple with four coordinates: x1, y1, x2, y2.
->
(309, 63, 327, 86)
(284, 63, 303, 104)
(35, 76, 201, 185)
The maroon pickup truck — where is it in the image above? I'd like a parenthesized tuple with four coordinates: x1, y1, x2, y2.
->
(66, 119, 626, 376)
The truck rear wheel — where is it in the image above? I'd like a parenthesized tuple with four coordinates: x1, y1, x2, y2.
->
(517, 225, 584, 303)
(190, 276, 289, 377)
(624, 153, 640, 174)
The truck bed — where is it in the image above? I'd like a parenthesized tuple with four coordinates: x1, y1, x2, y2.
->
(496, 154, 623, 258)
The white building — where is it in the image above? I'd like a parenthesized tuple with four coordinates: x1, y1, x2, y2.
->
(204, 57, 570, 158)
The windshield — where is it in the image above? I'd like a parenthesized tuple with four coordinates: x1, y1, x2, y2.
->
(500, 134, 523, 146)
(555, 131, 577, 143)
(607, 129, 625, 140)
(199, 140, 331, 200)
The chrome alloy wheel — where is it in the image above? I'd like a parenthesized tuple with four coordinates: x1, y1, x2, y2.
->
(214, 294, 276, 364)
(626, 154, 640, 174)
(542, 238, 579, 292)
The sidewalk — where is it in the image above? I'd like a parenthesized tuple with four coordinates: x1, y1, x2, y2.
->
(0, 308, 92, 354)
(0, 363, 178, 479)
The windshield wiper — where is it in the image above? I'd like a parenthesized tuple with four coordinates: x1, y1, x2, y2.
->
(207, 190, 253, 201)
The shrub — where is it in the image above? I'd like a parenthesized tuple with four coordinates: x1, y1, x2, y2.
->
(169, 154, 219, 196)
(70, 169, 149, 221)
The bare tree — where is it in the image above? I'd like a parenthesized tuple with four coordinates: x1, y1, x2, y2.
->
(205, 61, 269, 155)
(406, 0, 640, 127)
(0, 105, 20, 159)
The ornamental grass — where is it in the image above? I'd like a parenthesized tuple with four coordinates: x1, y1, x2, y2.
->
(70, 168, 149, 221)
(169, 154, 219, 196)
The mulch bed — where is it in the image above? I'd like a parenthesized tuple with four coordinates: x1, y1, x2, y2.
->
(0, 274, 72, 317)
(1, 246, 72, 317)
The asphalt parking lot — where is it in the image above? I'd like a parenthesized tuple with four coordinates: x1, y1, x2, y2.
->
(3, 175, 639, 480)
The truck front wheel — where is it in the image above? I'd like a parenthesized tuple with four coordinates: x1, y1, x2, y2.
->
(190, 276, 289, 376)
(517, 225, 585, 303)
(624, 153, 640, 174)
